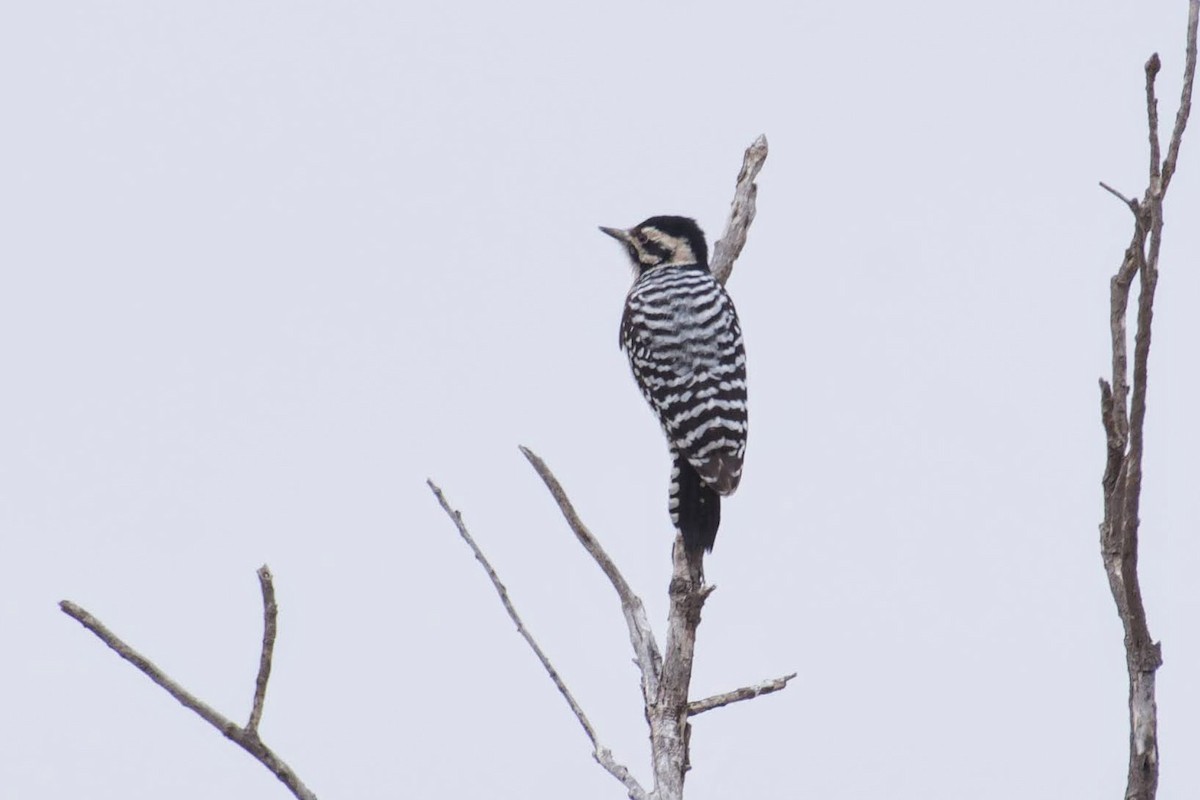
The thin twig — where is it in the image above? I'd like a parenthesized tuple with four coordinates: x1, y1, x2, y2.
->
(426, 480, 599, 745)
(427, 479, 647, 800)
(1163, 0, 1199, 192)
(519, 446, 664, 702)
(687, 672, 797, 717)
(60, 587, 317, 800)
(710, 134, 768, 286)
(1146, 54, 1163, 186)
(1098, 180, 1138, 212)
(248, 564, 278, 734)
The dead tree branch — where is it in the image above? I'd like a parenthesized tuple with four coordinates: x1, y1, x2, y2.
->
(687, 672, 798, 717)
(519, 447, 663, 704)
(427, 479, 647, 800)
(431, 136, 784, 799)
(651, 540, 710, 793)
(1096, 4, 1196, 798)
(60, 566, 317, 800)
(520, 449, 786, 798)
(1099, 180, 1138, 210)
(248, 565, 278, 734)
(710, 134, 768, 286)
(432, 448, 792, 800)
(519, 450, 734, 795)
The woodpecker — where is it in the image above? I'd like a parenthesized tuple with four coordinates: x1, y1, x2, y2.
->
(600, 216, 748, 554)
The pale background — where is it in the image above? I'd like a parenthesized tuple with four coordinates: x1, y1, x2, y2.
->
(2, 2, 1198, 798)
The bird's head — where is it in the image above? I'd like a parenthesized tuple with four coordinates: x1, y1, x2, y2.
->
(599, 216, 708, 274)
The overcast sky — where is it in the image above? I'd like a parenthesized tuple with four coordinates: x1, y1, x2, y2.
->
(2, 2, 1199, 798)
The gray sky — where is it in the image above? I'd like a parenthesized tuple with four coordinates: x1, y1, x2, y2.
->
(2, 2, 1198, 798)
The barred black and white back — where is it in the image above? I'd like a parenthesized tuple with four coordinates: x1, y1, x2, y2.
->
(601, 216, 748, 553)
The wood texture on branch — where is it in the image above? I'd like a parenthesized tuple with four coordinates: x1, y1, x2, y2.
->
(248, 565, 277, 734)
(1096, 4, 1196, 799)
(687, 672, 798, 717)
(60, 566, 317, 800)
(649, 541, 711, 796)
(710, 134, 768, 286)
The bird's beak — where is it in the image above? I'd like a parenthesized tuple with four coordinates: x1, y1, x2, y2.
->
(599, 226, 631, 244)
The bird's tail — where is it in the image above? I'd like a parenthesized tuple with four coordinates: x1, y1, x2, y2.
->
(670, 454, 721, 554)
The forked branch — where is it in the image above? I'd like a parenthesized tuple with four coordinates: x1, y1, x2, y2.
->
(1096, 4, 1197, 798)
(431, 136, 786, 800)
(60, 566, 317, 800)
(433, 448, 791, 800)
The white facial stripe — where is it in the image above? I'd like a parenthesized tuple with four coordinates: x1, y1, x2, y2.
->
(622, 236, 657, 266)
(638, 227, 696, 265)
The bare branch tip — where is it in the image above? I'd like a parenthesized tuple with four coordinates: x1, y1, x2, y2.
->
(686, 670, 799, 716)
(1098, 181, 1138, 210)
(59, 600, 88, 623)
